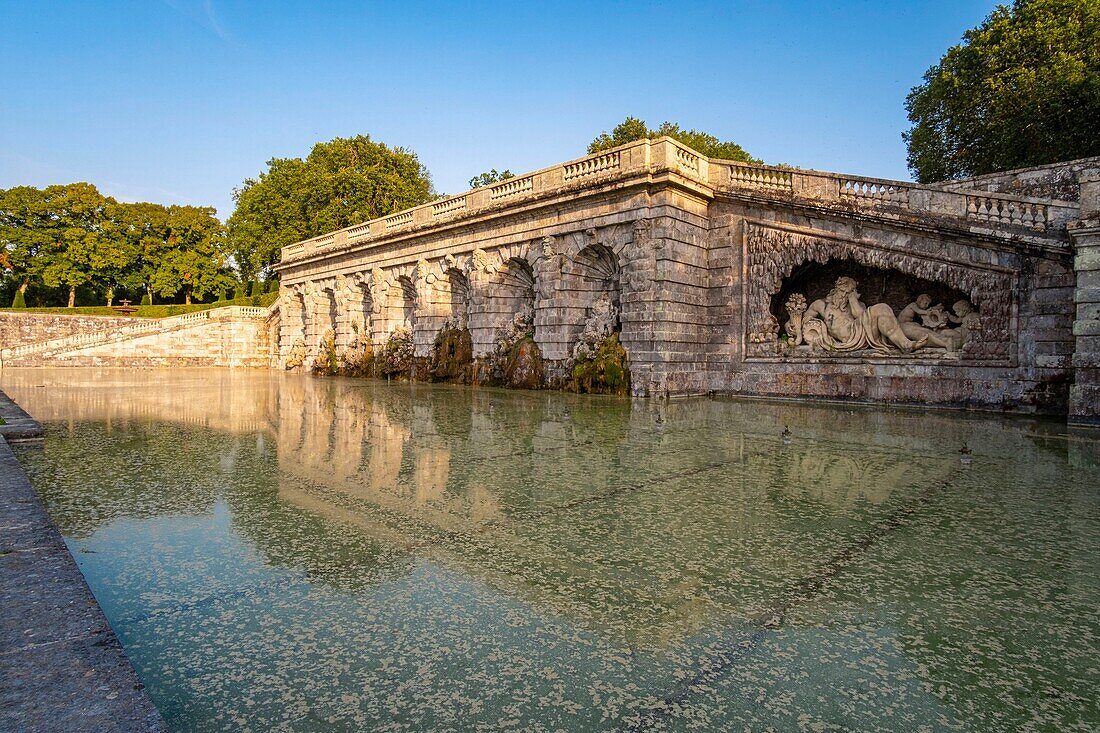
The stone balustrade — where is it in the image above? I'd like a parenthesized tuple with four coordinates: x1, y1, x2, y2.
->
(279, 138, 1083, 267)
(712, 160, 1079, 235)
(563, 151, 620, 180)
(489, 174, 534, 200)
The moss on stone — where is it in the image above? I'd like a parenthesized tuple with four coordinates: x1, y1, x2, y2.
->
(430, 327, 474, 382)
(571, 332, 630, 395)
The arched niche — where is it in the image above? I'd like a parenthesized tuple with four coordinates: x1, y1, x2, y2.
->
(770, 258, 970, 336)
(446, 269, 472, 328)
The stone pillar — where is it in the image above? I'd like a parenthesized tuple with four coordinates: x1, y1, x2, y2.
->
(332, 276, 355, 356)
(1069, 172, 1100, 424)
(411, 259, 437, 358)
(619, 215, 712, 396)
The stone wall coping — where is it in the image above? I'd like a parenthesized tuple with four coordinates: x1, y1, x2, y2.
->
(278, 137, 1083, 268)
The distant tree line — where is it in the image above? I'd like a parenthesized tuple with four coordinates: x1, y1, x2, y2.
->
(0, 183, 239, 308)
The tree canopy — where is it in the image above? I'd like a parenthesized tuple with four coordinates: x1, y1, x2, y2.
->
(468, 169, 514, 189)
(0, 184, 232, 307)
(904, 0, 1100, 183)
(588, 117, 759, 162)
(226, 135, 435, 282)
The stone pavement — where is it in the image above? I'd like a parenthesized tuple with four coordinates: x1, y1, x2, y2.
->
(0, 390, 166, 732)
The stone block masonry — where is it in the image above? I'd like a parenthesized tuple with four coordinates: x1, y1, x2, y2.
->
(0, 313, 138, 350)
(275, 136, 1100, 420)
(0, 391, 167, 732)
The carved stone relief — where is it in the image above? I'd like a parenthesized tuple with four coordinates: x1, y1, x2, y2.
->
(744, 223, 1014, 362)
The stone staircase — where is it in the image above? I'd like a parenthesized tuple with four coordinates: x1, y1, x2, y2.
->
(0, 302, 278, 368)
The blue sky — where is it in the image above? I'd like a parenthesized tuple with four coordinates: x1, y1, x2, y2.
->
(1, 1, 1002, 218)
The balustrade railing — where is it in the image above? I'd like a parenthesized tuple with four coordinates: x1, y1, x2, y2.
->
(966, 194, 1049, 230)
(676, 147, 701, 173)
(384, 211, 414, 229)
(726, 164, 793, 192)
(277, 138, 1080, 265)
(563, 151, 620, 180)
(347, 222, 371, 241)
(840, 179, 911, 205)
(490, 175, 533, 200)
(432, 195, 467, 217)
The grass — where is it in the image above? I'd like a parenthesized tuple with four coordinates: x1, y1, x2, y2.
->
(0, 292, 278, 318)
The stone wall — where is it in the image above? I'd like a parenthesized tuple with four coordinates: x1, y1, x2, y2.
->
(273, 137, 1097, 419)
(0, 313, 137, 349)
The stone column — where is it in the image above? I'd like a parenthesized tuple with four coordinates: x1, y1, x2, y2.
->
(1069, 172, 1100, 424)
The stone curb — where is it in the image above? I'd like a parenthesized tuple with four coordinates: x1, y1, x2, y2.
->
(0, 390, 167, 732)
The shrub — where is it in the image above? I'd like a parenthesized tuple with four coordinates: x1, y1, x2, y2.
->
(11, 290, 26, 309)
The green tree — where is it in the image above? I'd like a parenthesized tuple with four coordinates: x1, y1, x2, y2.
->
(905, 0, 1100, 183)
(113, 201, 172, 305)
(0, 185, 53, 304)
(32, 183, 129, 308)
(227, 135, 435, 283)
(149, 206, 233, 305)
(468, 169, 514, 189)
(588, 117, 759, 162)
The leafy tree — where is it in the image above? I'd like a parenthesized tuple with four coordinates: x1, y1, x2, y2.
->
(148, 206, 233, 305)
(113, 201, 171, 305)
(0, 186, 53, 304)
(468, 169, 514, 188)
(29, 183, 129, 308)
(227, 135, 435, 283)
(588, 117, 759, 162)
(905, 0, 1100, 182)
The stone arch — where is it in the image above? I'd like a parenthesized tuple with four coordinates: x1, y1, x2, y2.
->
(311, 282, 338, 356)
(571, 243, 622, 313)
(470, 255, 537, 356)
(396, 275, 417, 331)
(348, 274, 375, 350)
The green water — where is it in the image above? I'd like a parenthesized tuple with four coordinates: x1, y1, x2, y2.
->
(3, 369, 1098, 732)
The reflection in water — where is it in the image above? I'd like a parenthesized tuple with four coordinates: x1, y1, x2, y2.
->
(3, 368, 1098, 732)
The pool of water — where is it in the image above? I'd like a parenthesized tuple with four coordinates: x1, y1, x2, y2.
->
(3, 368, 1098, 732)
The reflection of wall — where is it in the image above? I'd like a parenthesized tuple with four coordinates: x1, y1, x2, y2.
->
(0, 368, 279, 434)
(269, 377, 1070, 647)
